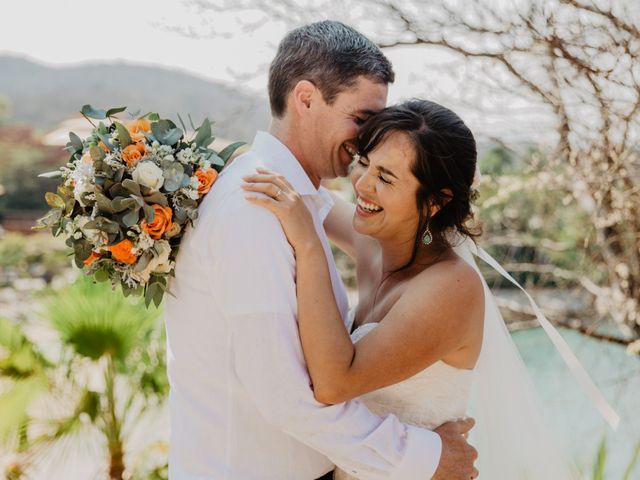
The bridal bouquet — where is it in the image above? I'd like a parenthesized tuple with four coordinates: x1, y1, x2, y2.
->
(36, 105, 244, 307)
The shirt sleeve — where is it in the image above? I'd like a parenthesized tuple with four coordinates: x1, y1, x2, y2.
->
(202, 192, 442, 480)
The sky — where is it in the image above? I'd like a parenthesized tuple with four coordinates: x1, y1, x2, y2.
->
(0, 0, 552, 144)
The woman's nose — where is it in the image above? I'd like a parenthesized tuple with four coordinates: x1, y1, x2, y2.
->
(355, 169, 375, 195)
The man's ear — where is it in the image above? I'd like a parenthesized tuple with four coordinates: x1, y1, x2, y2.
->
(291, 80, 316, 115)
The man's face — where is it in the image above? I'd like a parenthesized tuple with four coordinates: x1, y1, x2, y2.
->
(303, 77, 388, 182)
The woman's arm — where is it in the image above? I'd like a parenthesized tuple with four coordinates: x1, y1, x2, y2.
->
(242, 169, 484, 404)
(295, 243, 483, 404)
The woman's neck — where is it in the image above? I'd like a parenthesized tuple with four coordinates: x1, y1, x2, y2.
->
(378, 235, 451, 275)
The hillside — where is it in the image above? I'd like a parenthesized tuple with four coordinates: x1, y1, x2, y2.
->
(0, 55, 270, 142)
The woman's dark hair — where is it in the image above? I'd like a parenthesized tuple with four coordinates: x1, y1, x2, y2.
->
(268, 20, 394, 118)
(356, 99, 480, 270)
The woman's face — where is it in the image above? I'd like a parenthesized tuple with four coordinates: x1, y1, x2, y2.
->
(350, 132, 423, 243)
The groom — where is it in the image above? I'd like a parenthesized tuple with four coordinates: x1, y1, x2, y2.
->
(165, 21, 477, 480)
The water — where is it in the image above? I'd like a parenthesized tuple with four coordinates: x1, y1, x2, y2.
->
(514, 327, 640, 479)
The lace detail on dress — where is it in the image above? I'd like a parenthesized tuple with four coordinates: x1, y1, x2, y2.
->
(335, 313, 474, 480)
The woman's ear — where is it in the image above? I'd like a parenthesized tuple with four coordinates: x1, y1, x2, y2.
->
(291, 80, 316, 115)
(425, 189, 454, 217)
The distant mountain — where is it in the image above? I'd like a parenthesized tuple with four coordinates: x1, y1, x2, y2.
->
(0, 55, 270, 142)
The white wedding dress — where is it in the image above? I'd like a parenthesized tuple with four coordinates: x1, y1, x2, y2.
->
(332, 237, 616, 479)
(334, 314, 474, 480)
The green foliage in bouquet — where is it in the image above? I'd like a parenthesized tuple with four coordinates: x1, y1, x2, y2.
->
(35, 106, 245, 307)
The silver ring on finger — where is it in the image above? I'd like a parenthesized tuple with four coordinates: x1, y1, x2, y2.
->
(274, 188, 283, 200)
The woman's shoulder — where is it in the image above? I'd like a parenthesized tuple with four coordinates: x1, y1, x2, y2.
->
(407, 254, 484, 312)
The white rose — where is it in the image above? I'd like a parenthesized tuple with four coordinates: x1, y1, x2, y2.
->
(132, 161, 164, 191)
(129, 239, 173, 284)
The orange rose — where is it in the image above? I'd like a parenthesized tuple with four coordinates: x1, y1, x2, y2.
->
(83, 251, 101, 266)
(121, 142, 146, 167)
(140, 204, 173, 240)
(108, 239, 137, 264)
(195, 168, 218, 196)
(128, 118, 151, 143)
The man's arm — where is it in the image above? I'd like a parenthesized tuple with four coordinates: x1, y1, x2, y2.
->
(202, 194, 443, 480)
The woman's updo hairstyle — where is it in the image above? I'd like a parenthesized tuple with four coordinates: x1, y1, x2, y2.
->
(356, 99, 480, 269)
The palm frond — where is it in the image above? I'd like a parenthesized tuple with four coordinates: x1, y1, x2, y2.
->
(45, 278, 160, 365)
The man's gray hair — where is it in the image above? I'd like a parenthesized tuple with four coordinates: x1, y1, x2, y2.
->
(268, 20, 394, 118)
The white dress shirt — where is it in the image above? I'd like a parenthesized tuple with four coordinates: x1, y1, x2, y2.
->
(164, 131, 442, 480)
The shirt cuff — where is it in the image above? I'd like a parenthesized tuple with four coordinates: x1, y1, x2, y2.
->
(390, 426, 442, 480)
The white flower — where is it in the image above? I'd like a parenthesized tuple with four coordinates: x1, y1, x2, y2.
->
(185, 188, 199, 200)
(132, 161, 164, 191)
(163, 154, 175, 162)
(129, 239, 173, 284)
(70, 160, 95, 206)
(132, 231, 155, 254)
(158, 145, 173, 156)
(176, 148, 193, 164)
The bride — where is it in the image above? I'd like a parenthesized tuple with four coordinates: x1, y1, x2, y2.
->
(242, 99, 611, 479)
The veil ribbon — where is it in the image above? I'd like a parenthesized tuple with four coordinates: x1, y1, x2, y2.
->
(470, 240, 620, 431)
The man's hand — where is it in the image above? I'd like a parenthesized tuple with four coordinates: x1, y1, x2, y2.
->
(433, 418, 478, 480)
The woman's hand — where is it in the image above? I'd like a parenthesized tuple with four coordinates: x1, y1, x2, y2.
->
(242, 168, 322, 254)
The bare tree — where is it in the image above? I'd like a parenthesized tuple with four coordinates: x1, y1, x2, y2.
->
(180, 0, 640, 337)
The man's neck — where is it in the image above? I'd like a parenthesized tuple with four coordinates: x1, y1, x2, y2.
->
(269, 119, 321, 189)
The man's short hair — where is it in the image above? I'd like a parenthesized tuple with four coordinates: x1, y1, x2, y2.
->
(268, 20, 395, 118)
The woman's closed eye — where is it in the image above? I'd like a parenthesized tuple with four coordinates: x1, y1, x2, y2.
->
(357, 158, 393, 185)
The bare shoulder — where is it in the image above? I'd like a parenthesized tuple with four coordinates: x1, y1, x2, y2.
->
(402, 255, 484, 327)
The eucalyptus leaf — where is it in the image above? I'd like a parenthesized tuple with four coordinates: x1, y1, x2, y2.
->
(151, 120, 170, 141)
(73, 241, 93, 269)
(90, 145, 105, 162)
(94, 268, 110, 282)
(148, 113, 160, 121)
(106, 107, 127, 117)
(122, 209, 141, 228)
(181, 173, 192, 188)
(114, 167, 125, 183)
(145, 283, 158, 308)
(68, 132, 84, 153)
(218, 141, 246, 162)
(115, 122, 132, 148)
(163, 127, 183, 146)
(122, 179, 142, 197)
(45, 192, 65, 209)
(142, 203, 156, 223)
(174, 207, 188, 223)
(162, 162, 184, 192)
(96, 193, 116, 214)
(133, 252, 153, 273)
(194, 119, 211, 148)
(95, 217, 120, 234)
(143, 191, 168, 206)
(207, 151, 225, 167)
(112, 197, 138, 212)
(109, 182, 129, 198)
(81, 105, 107, 120)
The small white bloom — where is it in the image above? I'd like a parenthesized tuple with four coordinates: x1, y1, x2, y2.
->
(152, 141, 160, 148)
(132, 161, 165, 191)
(133, 231, 155, 253)
(163, 154, 175, 162)
(129, 239, 173, 284)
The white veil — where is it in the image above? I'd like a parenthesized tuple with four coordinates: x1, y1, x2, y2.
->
(452, 235, 619, 479)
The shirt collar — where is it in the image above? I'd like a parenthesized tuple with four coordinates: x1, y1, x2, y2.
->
(251, 131, 318, 197)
